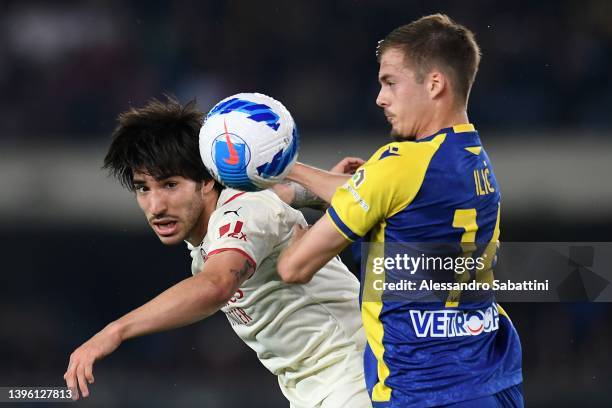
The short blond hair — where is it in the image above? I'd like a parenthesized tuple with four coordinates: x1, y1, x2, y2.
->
(377, 14, 481, 104)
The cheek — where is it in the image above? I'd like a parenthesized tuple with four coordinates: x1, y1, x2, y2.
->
(179, 194, 202, 222)
(395, 86, 414, 111)
(401, 89, 427, 116)
(397, 99, 416, 120)
(184, 200, 197, 220)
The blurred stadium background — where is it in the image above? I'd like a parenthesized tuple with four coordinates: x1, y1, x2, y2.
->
(1, 1, 611, 407)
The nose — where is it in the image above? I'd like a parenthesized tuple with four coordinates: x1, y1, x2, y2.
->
(148, 190, 168, 217)
(376, 87, 388, 108)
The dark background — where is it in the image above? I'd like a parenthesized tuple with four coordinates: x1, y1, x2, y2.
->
(1, 1, 611, 407)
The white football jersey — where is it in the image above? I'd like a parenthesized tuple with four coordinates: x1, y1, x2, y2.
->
(187, 188, 367, 405)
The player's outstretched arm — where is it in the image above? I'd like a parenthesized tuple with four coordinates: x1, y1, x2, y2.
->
(64, 251, 254, 400)
(278, 215, 350, 283)
(273, 157, 364, 208)
(286, 158, 363, 204)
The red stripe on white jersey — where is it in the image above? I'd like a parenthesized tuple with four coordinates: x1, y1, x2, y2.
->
(223, 192, 247, 205)
(206, 247, 257, 270)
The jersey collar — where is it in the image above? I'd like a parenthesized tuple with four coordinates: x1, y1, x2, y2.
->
(418, 123, 476, 142)
(217, 188, 246, 208)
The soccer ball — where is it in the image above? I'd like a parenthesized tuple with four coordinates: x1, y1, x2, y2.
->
(199, 92, 299, 191)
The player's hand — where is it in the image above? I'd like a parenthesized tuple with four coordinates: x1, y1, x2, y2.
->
(64, 324, 122, 400)
(329, 157, 365, 175)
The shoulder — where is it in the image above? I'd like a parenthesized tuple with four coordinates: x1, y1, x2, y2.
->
(216, 189, 283, 213)
(211, 189, 297, 231)
(360, 136, 445, 185)
(368, 135, 446, 167)
(346, 136, 446, 212)
(206, 189, 293, 260)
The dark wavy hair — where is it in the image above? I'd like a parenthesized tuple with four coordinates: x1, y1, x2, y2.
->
(104, 96, 221, 192)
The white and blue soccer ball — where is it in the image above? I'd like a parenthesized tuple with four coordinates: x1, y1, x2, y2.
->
(199, 92, 299, 191)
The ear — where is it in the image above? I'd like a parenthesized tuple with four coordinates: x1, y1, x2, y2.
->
(427, 70, 446, 99)
(202, 179, 216, 194)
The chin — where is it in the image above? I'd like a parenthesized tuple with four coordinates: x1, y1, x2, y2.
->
(156, 233, 185, 246)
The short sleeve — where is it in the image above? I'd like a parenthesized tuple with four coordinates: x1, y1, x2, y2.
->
(327, 136, 445, 241)
(207, 195, 280, 268)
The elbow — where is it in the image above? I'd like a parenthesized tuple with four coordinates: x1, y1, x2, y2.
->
(210, 283, 236, 306)
(281, 271, 312, 284)
(212, 289, 234, 307)
(197, 276, 236, 308)
(278, 257, 313, 284)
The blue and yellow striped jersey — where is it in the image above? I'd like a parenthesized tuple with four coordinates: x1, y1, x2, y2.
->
(327, 124, 522, 407)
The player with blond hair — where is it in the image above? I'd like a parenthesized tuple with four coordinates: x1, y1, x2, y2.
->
(279, 14, 523, 407)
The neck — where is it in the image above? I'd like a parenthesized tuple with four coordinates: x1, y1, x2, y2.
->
(186, 190, 220, 246)
(415, 106, 469, 140)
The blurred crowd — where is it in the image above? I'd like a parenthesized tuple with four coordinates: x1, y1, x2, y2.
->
(1, 0, 611, 143)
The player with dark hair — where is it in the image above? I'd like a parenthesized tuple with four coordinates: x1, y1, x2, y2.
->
(63, 97, 371, 407)
(278, 14, 523, 407)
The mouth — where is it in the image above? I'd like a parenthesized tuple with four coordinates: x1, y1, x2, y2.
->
(151, 219, 179, 237)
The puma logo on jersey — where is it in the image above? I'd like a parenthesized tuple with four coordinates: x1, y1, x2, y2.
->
(223, 207, 241, 217)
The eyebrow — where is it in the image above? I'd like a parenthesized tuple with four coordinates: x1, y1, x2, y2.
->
(379, 74, 394, 83)
(133, 175, 178, 185)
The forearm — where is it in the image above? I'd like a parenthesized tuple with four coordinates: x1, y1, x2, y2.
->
(111, 274, 230, 341)
(286, 162, 350, 203)
(64, 252, 252, 401)
(278, 215, 350, 283)
(272, 181, 328, 210)
(278, 235, 330, 283)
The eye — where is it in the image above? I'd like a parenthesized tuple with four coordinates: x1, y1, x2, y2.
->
(134, 185, 148, 193)
(165, 181, 178, 189)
